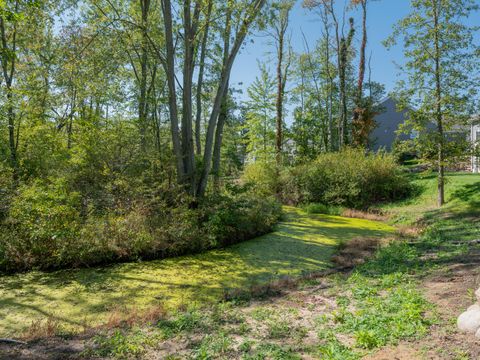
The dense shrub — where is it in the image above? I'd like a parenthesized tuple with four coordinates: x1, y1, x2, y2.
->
(242, 161, 280, 198)
(295, 149, 412, 208)
(243, 148, 412, 209)
(0, 179, 281, 272)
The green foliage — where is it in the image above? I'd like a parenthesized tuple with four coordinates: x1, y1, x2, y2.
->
(242, 64, 277, 163)
(336, 276, 432, 349)
(0, 178, 82, 270)
(201, 190, 281, 248)
(317, 330, 360, 360)
(247, 343, 302, 360)
(88, 328, 154, 359)
(241, 161, 279, 198)
(0, 179, 281, 272)
(297, 149, 412, 208)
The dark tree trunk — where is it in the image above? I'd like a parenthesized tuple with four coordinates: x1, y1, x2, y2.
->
(339, 18, 355, 148)
(212, 5, 232, 189)
(195, 0, 213, 155)
(161, 0, 184, 183)
(139, 0, 150, 151)
(0, 8, 18, 181)
(352, 0, 367, 147)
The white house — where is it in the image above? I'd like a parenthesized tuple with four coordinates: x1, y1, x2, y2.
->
(471, 119, 480, 173)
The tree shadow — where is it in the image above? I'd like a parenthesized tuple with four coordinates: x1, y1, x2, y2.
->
(0, 208, 392, 337)
(450, 181, 480, 217)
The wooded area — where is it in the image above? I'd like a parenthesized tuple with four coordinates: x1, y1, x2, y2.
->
(0, 0, 479, 358)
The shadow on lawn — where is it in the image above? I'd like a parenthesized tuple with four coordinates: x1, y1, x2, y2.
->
(0, 209, 393, 336)
(450, 181, 480, 217)
(359, 182, 480, 279)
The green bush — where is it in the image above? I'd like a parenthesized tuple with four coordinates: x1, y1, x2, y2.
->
(0, 180, 281, 272)
(242, 161, 280, 198)
(201, 190, 281, 248)
(0, 178, 82, 270)
(296, 149, 411, 208)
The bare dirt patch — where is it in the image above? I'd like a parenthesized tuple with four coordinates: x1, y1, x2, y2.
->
(367, 251, 480, 360)
(0, 337, 86, 360)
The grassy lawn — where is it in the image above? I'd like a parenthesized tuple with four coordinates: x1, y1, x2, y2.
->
(0, 207, 393, 338)
(77, 172, 480, 359)
(381, 172, 480, 225)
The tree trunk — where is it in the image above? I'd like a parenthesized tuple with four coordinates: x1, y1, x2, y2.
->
(339, 18, 354, 148)
(275, 30, 284, 166)
(433, 0, 444, 206)
(328, 2, 342, 150)
(6, 87, 17, 180)
(139, 0, 150, 152)
(1, 11, 18, 181)
(212, 82, 228, 190)
(195, 0, 212, 155)
(181, 0, 197, 195)
(212, 5, 232, 189)
(161, 0, 184, 183)
(197, 0, 266, 197)
(352, 0, 367, 147)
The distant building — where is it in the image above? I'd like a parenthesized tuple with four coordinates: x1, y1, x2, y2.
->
(370, 96, 479, 173)
(369, 97, 412, 152)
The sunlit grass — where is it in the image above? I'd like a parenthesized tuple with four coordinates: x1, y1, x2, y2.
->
(380, 172, 480, 225)
(0, 207, 393, 337)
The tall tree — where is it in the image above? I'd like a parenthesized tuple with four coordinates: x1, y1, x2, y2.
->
(212, 0, 233, 188)
(304, 0, 354, 149)
(159, 0, 267, 196)
(243, 64, 276, 163)
(351, 0, 368, 147)
(338, 17, 355, 147)
(194, 0, 213, 155)
(269, 0, 293, 166)
(0, 0, 21, 180)
(387, 0, 479, 206)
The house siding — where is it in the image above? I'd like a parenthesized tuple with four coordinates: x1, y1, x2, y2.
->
(369, 98, 410, 151)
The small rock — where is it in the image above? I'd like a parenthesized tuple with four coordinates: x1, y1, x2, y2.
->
(468, 304, 479, 312)
(476, 327, 480, 339)
(475, 287, 480, 303)
(458, 304, 480, 333)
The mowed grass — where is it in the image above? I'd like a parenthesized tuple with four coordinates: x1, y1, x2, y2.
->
(381, 172, 480, 225)
(0, 207, 393, 338)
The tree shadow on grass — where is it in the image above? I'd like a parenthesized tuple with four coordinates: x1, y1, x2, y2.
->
(0, 209, 393, 337)
(449, 181, 480, 218)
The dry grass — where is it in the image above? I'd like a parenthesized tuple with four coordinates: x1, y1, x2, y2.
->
(103, 304, 167, 330)
(395, 224, 423, 238)
(21, 318, 65, 341)
(332, 236, 383, 268)
(341, 208, 389, 222)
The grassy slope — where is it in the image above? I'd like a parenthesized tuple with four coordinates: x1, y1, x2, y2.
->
(0, 207, 393, 338)
(83, 173, 480, 360)
(381, 172, 480, 225)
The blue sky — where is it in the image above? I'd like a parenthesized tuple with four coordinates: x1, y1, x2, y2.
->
(230, 0, 479, 107)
